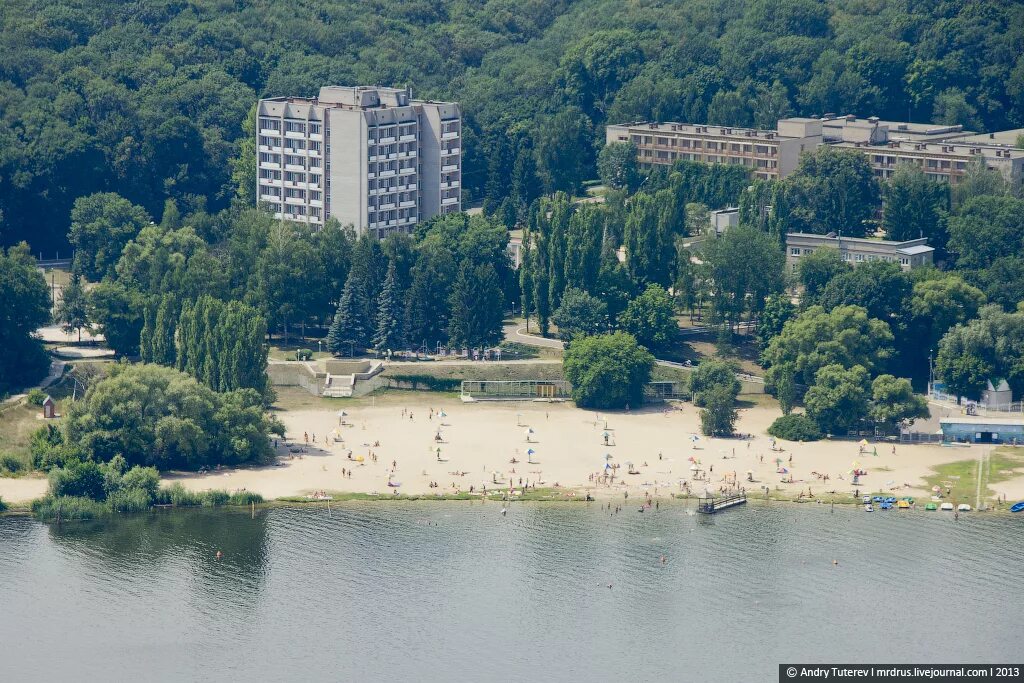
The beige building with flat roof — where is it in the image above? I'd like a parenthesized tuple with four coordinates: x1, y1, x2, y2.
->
(785, 233, 934, 272)
(605, 119, 822, 179)
(606, 115, 1024, 185)
(257, 86, 461, 237)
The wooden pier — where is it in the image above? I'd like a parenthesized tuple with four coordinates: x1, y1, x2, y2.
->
(696, 493, 747, 514)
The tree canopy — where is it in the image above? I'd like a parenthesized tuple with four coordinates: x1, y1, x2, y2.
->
(61, 364, 283, 470)
(563, 332, 654, 409)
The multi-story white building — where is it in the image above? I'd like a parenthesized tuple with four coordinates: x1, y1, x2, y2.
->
(257, 86, 461, 237)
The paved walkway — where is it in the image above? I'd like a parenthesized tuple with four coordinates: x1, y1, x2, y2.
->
(1, 360, 67, 408)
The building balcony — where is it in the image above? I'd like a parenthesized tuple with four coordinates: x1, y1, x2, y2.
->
(260, 129, 281, 137)
(259, 144, 281, 153)
(259, 161, 281, 170)
(259, 194, 280, 202)
(442, 197, 459, 206)
(398, 167, 414, 176)
(285, 130, 306, 139)
(307, 149, 320, 157)
(309, 133, 322, 141)
(284, 195, 305, 204)
(442, 147, 460, 156)
(380, 202, 396, 210)
(261, 177, 283, 186)
(442, 131, 459, 140)
(309, 199, 323, 208)
(401, 183, 417, 191)
(442, 164, 459, 172)
(285, 163, 306, 171)
(400, 150, 417, 159)
(380, 136, 396, 144)
(400, 200, 416, 208)
(400, 134, 416, 142)
(379, 169, 396, 178)
(387, 153, 398, 159)
(367, 172, 376, 179)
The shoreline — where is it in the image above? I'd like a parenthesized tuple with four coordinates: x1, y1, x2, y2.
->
(4, 390, 1024, 511)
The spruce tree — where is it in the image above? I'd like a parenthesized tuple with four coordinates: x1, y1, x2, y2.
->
(404, 243, 454, 350)
(373, 261, 405, 353)
(329, 272, 368, 354)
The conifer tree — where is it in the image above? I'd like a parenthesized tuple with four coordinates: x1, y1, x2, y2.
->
(329, 271, 368, 354)
(373, 261, 405, 353)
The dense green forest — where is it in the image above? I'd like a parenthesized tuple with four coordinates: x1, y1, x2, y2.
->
(2, 0, 1023, 250)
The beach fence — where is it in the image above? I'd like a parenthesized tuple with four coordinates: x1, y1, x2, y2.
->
(460, 380, 572, 401)
(460, 379, 690, 402)
(644, 381, 689, 400)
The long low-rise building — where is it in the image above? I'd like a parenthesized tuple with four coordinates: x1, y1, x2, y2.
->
(607, 115, 1024, 184)
(940, 416, 1024, 444)
(785, 233, 934, 271)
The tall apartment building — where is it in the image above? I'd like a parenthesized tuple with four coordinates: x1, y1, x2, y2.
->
(257, 86, 461, 237)
(605, 119, 823, 179)
(607, 115, 1024, 184)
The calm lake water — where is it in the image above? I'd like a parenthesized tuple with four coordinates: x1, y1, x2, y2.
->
(1, 501, 1021, 681)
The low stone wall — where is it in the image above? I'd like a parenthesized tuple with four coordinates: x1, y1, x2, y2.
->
(268, 362, 326, 396)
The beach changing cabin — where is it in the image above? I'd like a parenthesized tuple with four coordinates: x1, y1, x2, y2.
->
(41, 395, 56, 419)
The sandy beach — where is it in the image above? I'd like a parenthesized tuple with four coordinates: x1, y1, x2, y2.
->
(4, 393, 1023, 505)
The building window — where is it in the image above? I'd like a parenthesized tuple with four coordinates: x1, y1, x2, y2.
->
(790, 248, 801, 256)
(309, 123, 321, 135)
(855, 254, 864, 262)
(285, 121, 306, 134)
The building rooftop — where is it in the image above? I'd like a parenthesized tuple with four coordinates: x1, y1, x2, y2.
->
(956, 129, 1024, 148)
(608, 121, 794, 141)
(896, 244, 935, 256)
(939, 416, 1024, 426)
(786, 233, 929, 248)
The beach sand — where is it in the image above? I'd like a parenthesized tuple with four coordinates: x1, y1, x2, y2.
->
(163, 396, 1024, 504)
(4, 394, 1022, 505)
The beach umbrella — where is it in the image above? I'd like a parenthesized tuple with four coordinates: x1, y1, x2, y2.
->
(605, 453, 613, 461)
(859, 439, 869, 446)
(690, 435, 700, 442)
(439, 411, 447, 418)
(690, 464, 699, 471)
(775, 457, 782, 466)
(337, 410, 348, 417)
(527, 448, 535, 455)
(525, 428, 534, 434)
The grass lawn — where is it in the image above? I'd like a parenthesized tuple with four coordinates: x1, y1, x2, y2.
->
(0, 403, 48, 474)
(268, 344, 334, 361)
(921, 449, 1024, 505)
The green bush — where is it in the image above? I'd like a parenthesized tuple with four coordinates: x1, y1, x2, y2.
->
(0, 496, 7, 512)
(767, 414, 823, 442)
(228, 491, 263, 506)
(26, 388, 47, 406)
(156, 483, 202, 507)
(107, 487, 153, 513)
(201, 490, 230, 507)
(31, 495, 108, 521)
(49, 460, 106, 500)
(296, 348, 313, 361)
(0, 453, 25, 474)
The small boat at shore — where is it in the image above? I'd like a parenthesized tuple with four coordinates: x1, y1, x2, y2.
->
(864, 504, 873, 512)
(1011, 501, 1024, 513)
(897, 500, 910, 509)
(925, 503, 937, 511)
(958, 504, 971, 512)
(940, 502, 954, 511)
